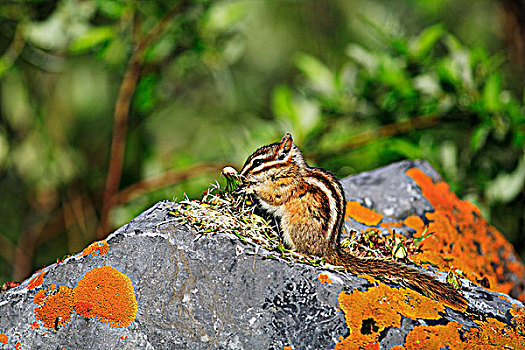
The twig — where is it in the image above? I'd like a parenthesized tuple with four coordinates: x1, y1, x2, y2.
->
(113, 162, 227, 205)
(98, 0, 192, 238)
(308, 112, 441, 161)
(0, 235, 15, 264)
(0, 21, 26, 78)
(12, 210, 53, 281)
(8, 160, 222, 281)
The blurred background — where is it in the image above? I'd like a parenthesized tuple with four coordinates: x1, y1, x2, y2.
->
(1, 0, 525, 284)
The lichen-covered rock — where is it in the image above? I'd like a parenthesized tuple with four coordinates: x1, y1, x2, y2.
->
(341, 160, 525, 302)
(0, 160, 524, 349)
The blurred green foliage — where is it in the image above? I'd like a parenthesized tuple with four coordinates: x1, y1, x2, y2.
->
(0, 0, 524, 284)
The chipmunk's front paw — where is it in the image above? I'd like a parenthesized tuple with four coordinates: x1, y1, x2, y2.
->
(222, 166, 243, 193)
(221, 166, 239, 179)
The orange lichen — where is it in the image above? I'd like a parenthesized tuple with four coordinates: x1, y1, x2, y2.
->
(345, 201, 383, 226)
(356, 274, 379, 285)
(15, 342, 21, 350)
(81, 240, 109, 257)
(120, 336, 128, 341)
(26, 271, 47, 290)
(363, 342, 379, 350)
(34, 285, 74, 329)
(380, 221, 402, 229)
(0, 333, 7, 344)
(402, 215, 424, 231)
(73, 266, 137, 327)
(283, 346, 293, 350)
(74, 301, 93, 317)
(318, 273, 333, 285)
(30, 321, 39, 329)
(323, 167, 525, 347)
(33, 289, 47, 305)
(404, 316, 525, 350)
(405, 322, 464, 350)
(390, 346, 405, 350)
(335, 284, 444, 349)
(510, 306, 525, 336)
(338, 283, 525, 348)
(465, 318, 525, 349)
(406, 168, 525, 300)
(31, 266, 137, 329)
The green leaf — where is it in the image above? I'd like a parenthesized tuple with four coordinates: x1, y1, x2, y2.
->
(294, 53, 336, 96)
(101, 36, 128, 65)
(271, 85, 320, 142)
(377, 55, 412, 95)
(69, 26, 115, 54)
(383, 138, 422, 159)
(413, 73, 441, 97)
(413, 226, 433, 246)
(482, 73, 502, 112)
(446, 270, 463, 290)
(134, 75, 158, 114)
(272, 85, 296, 126)
(444, 34, 463, 54)
(95, 0, 126, 19)
(486, 152, 525, 203)
(201, 1, 249, 36)
(346, 44, 378, 72)
(439, 35, 473, 89)
(470, 125, 490, 152)
(439, 140, 458, 180)
(437, 57, 459, 87)
(409, 24, 445, 60)
(0, 129, 8, 168)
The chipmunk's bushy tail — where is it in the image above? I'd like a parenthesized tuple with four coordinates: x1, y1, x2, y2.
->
(326, 248, 467, 308)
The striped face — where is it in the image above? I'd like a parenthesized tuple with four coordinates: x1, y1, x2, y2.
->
(239, 133, 296, 193)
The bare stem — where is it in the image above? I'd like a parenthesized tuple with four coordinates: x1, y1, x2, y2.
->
(97, 1, 192, 238)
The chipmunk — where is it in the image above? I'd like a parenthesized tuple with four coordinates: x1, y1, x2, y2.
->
(235, 133, 466, 307)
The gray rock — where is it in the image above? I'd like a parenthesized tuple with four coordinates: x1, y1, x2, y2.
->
(0, 160, 523, 349)
(342, 159, 440, 218)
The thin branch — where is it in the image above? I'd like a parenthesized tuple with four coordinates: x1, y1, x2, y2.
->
(0, 20, 26, 78)
(308, 113, 442, 161)
(8, 161, 223, 280)
(98, 0, 192, 238)
(113, 162, 227, 205)
(499, 0, 525, 68)
(12, 210, 53, 281)
(0, 234, 15, 264)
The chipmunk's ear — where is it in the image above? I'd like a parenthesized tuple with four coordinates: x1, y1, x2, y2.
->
(277, 133, 293, 156)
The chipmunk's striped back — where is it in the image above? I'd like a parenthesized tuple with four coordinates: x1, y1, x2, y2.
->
(238, 133, 466, 308)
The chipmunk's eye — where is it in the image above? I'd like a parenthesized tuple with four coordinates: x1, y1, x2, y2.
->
(252, 158, 263, 167)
